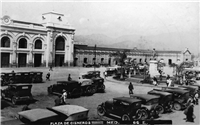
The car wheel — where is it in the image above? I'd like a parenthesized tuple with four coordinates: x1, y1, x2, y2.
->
(47, 86, 53, 95)
(121, 114, 130, 121)
(173, 102, 182, 111)
(138, 109, 148, 120)
(101, 84, 105, 91)
(97, 105, 106, 116)
(11, 96, 17, 105)
(86, 86, 92, 95)
(155, 105, 164, 114)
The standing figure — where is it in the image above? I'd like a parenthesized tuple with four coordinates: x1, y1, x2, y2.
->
(104, 71, 107, 80)
(186, 102, 195, 122)
(68, 74, 72, 81)
(153, 76, 158, 86)
(61, 89, 68, 104)
(46, 72, 50, 81)
(128, 82, 134, 95)
(193, 92, 199, 105)
(166, 75, 172, 87)
(49, 65, 53, 71)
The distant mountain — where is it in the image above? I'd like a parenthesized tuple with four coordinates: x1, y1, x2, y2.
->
(74, 32, 198, 54)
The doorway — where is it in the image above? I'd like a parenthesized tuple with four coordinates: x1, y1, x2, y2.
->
(55, 54, 64, 66)
(1, 53, 10, 67)
(34, 54, 42, 67)
(18, 53, 27, 67)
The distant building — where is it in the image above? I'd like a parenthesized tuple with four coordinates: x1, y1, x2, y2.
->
(0, 12, 192, 68)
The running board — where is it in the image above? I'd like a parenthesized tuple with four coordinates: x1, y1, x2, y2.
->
(109, 113, 121, 118)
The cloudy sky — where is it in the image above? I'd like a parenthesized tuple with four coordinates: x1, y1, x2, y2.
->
(1, 0, 199, 54)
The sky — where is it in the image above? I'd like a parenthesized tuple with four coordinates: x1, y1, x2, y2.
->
(1, 0, 200, 54)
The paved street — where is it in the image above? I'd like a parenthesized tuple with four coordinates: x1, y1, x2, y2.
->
(1, 67, 199, 125)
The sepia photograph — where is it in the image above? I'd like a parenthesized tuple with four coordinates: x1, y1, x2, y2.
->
(1, 0, 199, 125)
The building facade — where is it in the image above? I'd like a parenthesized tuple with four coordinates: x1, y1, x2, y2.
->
(0, 12, 75, 68)
(0, 12, 192, 68)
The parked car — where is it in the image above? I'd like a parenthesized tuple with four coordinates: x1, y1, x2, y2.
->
(97, 97, 148, 121)
(1, 72, 15, 86)
(29, 71, 43, 83)
(191, 84, 200, 98)
(47, 81, 82, 98)
(154, 88, 190, 111)
(147, 89, 173, 113)
(1, 84, 33, 105)
(81, 71, 105, 93)
(18, 105, 89, 124)
(130, 94, 160, 119)
(78, 79, 95, 95)
(177, 85, 199, 98)
(105, 67, 117, 76)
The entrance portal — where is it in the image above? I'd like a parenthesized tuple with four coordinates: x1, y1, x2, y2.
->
(55, 54, 64, 66)
(18, 53, 27, 67)
(1, 53, 10, 67)
(34, 54, 42, 67)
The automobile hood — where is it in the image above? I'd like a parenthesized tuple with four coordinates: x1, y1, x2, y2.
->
(18, 109, 57, 122)
(49, 105, 89, 116)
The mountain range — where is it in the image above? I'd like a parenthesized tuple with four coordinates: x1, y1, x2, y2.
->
(74, 32, 199, 55)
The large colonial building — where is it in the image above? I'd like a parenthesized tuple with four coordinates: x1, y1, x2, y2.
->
(0, 12, 192, 68)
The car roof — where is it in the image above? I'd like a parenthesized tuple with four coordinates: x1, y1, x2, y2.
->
(113, 97, 142, 104)
(9, 84, 32, 86)
(57, 80, 79, 84)
(156, 88, 189, 94)
(178, 85, 198, 90)
(130, 94, 160, 101)
(18, 109, 57, 122)
(148, 90, 172, 96)
(49, 105, 89, 116)
(78, 79, 92, 82)
(88, 71, 100, 73)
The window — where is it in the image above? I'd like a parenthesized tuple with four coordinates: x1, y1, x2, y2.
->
(168, 59, 172, 65)
(55, 37, 65, 50)
(1, 36, 10, 47)
(34, 39, 42, 49)
(19, 38, 27, 48)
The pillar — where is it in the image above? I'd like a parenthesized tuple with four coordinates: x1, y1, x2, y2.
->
(149, 60, 159, 77)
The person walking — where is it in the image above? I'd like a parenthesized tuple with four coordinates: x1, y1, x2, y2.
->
(49, 65, 53, 71)
(46, 72, 50, 81)
(186, 102, 195, 122)
(128, 82, 134, 95)
(166, 75, 172, 87)
(68, 74, 72, 81)
(104, 71, 107, 80)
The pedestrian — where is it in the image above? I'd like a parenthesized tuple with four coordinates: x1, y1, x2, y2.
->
(68, 74, 72, 81)
(49, 65, 53, 71)
(153, 76, 158, 86)
(104, 71, 107, 80)
(166, 75, 172, 87)
(22, 103, 31, 111)
(186, 102, 195, 122)
(61, 89, 68, 104)
(193, 92, 199, 105)
(46, 72, 50, 81)
(128, 82, 134, 95)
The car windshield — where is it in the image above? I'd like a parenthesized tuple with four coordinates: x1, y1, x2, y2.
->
(146, 99, 159, 105)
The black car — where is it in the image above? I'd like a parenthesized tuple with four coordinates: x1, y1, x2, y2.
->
(1, 72, 15, 85)
(154, 88, 190, 111)
(29, 71, 43, 83)
(78, 79, 95, 95)
(47, 81, 82, 98)
(130, 94, 160, 119)
(147, 89, 173, 113)
(97, 97, 147, 121)
(1, 84, 33, 104)
(105, 67, 117, 76)
(178, 85, 199, 98)
(82, 71, 105, 93)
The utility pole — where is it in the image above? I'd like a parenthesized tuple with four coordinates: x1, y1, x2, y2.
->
(94, 44, 96, 71)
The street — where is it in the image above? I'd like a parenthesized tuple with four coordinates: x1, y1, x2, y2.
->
(1, 67, 199, 125)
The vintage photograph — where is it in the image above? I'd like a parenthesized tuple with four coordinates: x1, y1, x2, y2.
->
(1, 0, 199, 125)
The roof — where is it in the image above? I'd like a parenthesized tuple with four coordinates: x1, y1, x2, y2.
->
(9, 84, 32, 86)
(157, 88, 189, 94)
(113, 97, 142, 104)
(148, 90, 172, 96)
(130, 94, 160, 101)
(50, 105, 89, 116)
(18, 109, 57, 122)
(88, 71, 100, 73)
(57, 80, 79, 84)
(178, 85, 198, 90)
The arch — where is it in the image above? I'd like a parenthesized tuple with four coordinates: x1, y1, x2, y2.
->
(18, 38, 27, 48)
(1, 36, 10, 47)
(55, 36, 65, 51)
(1, 32, 14, 49)
(168, 59, 172, 65)
(34, 39, 42, 49)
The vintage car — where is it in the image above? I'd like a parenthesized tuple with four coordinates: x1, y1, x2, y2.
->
(130, 94, 160, 119)
(1, 84, 33, 104)
(29, 71, 43, 83)
(18, 105, 89, 124)
(147, 89, 173, 113)
(105, 67, 117, 76)
(81, 71, 105, 93)
(15, 72, 31, 83)
(191, 84, 200, 97)
(47, 81, 82, 98)
(97, 97, 147, 121)
(1, 72, 15, 86)
(178, 85, 199, 98)
(154, 88, 190, 111)
(78, 79, 95, 95)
